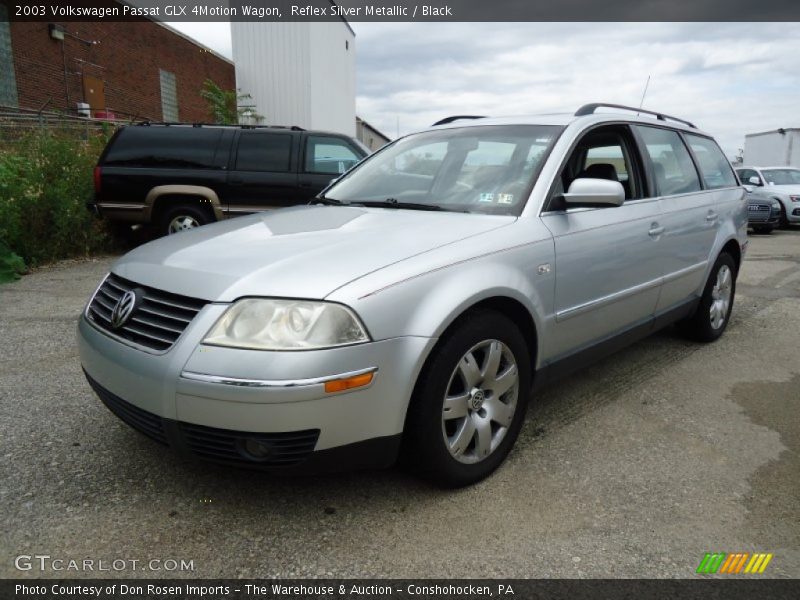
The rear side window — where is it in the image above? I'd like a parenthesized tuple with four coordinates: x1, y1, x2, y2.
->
(685, 135, 738, 189)
(305, 136, 362, 174)
(636, 126, 701, 196)
(235, 132, 292, 172)
(103, 127, 223, 169)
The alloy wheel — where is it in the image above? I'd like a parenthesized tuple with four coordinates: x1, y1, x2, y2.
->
(441, 339, 519, 464)
(709, 264, 732, 330)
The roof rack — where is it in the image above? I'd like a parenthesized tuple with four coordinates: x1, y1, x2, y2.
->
(432, 115, 486, 126)
(135, 122, 305, 131)
(574, 103, 696, 129)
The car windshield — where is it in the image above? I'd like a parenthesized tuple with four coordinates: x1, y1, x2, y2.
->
(762, 168, 800, 185)
(323, 125, 562, 215)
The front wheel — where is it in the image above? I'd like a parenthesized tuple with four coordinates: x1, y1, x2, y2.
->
(679, 252, 736, 343)
(402, 310, 531, 487)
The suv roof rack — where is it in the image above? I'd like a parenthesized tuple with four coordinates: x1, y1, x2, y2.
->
(574, 103, 696, 129)
(136, 122, 305, 131)
(432, 115, 486, 126)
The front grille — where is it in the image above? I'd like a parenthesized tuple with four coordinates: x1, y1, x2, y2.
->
(748, 204, 769, 212)
(180, 422, 320, 466)
(85, 372, 168, 445)
(87, 273, 208, 352)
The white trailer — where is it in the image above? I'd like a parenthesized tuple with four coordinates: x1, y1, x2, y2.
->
(743, 128, 800, 167)
(231, 16, 356, 136)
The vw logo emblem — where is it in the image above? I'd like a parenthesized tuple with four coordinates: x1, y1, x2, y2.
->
(110, 290, 138, 329)
(469, 389, 486, 411)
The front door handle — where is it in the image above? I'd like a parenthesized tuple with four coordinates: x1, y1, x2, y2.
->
(706, 211, 719, 222)
(648, 224, 665, 237)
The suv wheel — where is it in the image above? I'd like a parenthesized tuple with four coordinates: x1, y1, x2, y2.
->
(403, 310, 531, 487)
(680, 252, 736, 343)
(159, 204, 212, 236)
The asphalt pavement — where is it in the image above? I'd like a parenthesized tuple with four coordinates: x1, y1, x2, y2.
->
(1, 229, 798, 579)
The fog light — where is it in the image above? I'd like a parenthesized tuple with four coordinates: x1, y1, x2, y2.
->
(237, 438, 272, 461)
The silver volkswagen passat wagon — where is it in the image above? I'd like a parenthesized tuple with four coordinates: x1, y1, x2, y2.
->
(79, 103, 747, 486)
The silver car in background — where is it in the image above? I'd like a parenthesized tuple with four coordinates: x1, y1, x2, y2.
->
(735, 165, 800, 226)
(78, 103, 747, 487)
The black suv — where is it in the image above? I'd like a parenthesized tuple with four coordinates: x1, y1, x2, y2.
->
(90, 123, 369, 236)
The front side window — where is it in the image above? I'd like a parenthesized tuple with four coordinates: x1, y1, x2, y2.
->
(737, 169, 761, 185)
(305, 136, 362, 174)
(685, 134, 737, 189)
(325, 125, 562, 215)
(761, 168, 800, 185)
(636, 126, 701, 196)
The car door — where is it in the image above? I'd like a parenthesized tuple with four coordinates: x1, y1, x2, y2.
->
(633, 126, 723, 313)
(298, 134, 366, 202)
(541, 124, 664, 359)
(224, 130, 300, 215)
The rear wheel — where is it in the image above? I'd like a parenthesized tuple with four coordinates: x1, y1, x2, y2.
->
(680, 252, 736, 343)
(157, 204, 213, 237)
(402, 310, 531, 487)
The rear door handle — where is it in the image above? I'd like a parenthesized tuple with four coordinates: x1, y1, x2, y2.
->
(706, 211, 718, 222)
(648, 225, 665, 237)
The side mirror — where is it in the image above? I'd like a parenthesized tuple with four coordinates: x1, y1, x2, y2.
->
(743, 185, 754, 193)
(562, 178, 625, 207)
(748, 176, 762, 186)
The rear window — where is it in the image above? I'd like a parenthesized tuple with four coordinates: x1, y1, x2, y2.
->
(685, 134, 738, 189)
(103, 127, 224, 169)
(636, 126, 702, 196)
(235, 132, 293, 172)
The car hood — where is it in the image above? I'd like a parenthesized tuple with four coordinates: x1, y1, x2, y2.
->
(112, 205, 515, 301)
(764, 184, 800, 195)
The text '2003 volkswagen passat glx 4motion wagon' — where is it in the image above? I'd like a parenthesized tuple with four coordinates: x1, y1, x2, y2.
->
(79, 103, 747, 487)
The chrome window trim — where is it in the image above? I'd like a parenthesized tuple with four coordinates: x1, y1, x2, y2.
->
(179, 366, 378, 389)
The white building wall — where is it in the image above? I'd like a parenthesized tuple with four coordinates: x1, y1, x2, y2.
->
(231, 19, 355, 136)
(744, 130, 800, 167)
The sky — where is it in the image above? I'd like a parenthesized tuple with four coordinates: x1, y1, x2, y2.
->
(169, 22, 800, 157)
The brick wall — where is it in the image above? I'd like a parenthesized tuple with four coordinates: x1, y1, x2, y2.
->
(7, 12, 234, 122)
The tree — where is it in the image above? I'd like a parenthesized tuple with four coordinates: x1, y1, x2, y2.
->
(200, 79, 264, 125)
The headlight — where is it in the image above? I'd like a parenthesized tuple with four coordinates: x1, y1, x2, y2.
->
(790, 196, 800, 203)
(203, 299, 370, 350)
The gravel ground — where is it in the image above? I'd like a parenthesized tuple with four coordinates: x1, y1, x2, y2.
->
(1, 230, 798, 579)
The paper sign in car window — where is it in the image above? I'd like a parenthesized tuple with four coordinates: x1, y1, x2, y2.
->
(497, 193, 514, 204)
(479, 193, 495, 203)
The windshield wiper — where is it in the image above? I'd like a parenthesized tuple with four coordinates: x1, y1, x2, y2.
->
(312, 196, 346, 206)
(357, 199, 446, 211)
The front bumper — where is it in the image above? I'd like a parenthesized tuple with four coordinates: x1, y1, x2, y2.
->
(78, 311, 435, 471)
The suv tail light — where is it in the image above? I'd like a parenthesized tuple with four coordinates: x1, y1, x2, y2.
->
(93, 166, 102, 194)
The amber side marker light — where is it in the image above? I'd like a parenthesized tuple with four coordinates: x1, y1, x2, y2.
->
(324, 372, 374, 394)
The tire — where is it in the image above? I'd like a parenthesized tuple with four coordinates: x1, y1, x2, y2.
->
(157, 204, 213, 237)
(776, 200, 789, 227)
(402, 310, 531, 487)
(679, 253, 736, 343)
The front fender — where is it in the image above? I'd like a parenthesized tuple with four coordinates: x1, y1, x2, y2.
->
(328, 228, 555, 369)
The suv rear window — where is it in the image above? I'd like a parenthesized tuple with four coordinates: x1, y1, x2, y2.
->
(235, 132, 293, 172)
(103, 127, 223, 169)
(685, 134, 737, 189)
